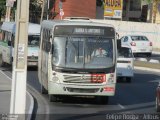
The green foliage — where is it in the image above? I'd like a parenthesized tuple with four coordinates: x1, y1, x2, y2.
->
(96, 0, 105, 7)
(146, 0, 152, 3)
(0, 0, 6, 19)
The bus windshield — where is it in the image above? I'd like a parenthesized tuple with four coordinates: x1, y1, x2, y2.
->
(52, 36, 114, 69)
(28, 35, 40, 47)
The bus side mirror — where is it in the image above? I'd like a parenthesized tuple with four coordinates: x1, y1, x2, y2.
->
(51, 44, 54, 54)
(8, 41, 11, 46)
(47, 42, 51, 52)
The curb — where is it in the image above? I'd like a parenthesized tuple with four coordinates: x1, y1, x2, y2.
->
(0, 70, 34, 119)
(26, 91, 34, 120)
(134, 66, 160, 73)
(152, 51, 160, 55)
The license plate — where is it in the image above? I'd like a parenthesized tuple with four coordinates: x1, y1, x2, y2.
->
(140, 49, 146, 51)
(117, 73, 122, 76)
(28, 62, 37, 66)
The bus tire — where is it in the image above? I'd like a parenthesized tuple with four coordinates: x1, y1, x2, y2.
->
(49, 95, 57, 102)
(156, 96, 160, 112)
(40, 85, 48, 94)
(126, 77, 132, 83)
(0, 54, 5, 67)
(146, 53, 151, 57)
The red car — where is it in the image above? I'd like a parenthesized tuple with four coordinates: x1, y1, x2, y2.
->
(156, 83, 160, 112)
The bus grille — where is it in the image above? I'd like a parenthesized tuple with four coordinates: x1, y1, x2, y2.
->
(117, 60, 129, 63)
(63, 75, 91, 83)
(66, 87, 99, 93)
(28, 56, 38, 60)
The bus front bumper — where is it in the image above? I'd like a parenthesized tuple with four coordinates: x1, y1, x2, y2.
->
(48, 82, 116, 96)
(27, 61, 38, 66)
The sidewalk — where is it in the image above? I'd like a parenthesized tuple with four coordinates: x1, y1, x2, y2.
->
(152, 49, 160, 55)
(0, 70, 33, 116)
(152, 51, 160, 55)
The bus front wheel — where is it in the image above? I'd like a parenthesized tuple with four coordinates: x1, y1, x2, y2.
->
(49, 95, 57, 102)
(40, 85, 48, 94)
(156, 96, 160, 112)
(126, 77, 132, 83)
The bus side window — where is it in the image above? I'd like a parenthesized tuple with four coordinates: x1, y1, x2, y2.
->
(52, 43, 59, 64)
(11, 35, 15, 47)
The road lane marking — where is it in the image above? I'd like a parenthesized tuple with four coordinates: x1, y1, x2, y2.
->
(118, 104, 125, 109)
(0, 70, 12, 80)
(0, 70, 34, 119)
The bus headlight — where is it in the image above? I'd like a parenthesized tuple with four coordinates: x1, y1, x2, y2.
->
(108, 78, 114, 83)
(52, 77, 59, 82)
(107, 73, 114, 83)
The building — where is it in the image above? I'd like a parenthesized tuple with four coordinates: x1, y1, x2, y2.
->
(96, 0, 160, 23)
(53, 0, 96, 19)
(122, 0, 142, 21)
(32, 0, 160, 24)
(141, 0, 160, 24)
(114, 0, 160, 23)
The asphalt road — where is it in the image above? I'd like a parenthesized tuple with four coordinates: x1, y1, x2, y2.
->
(135, 53, 160, 62)
(25, 69, 159, 120)
(0, 53, 160, 120)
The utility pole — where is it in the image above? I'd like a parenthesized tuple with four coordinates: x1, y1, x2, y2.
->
(40, 0, 45, 23)
(47, 0, 50, 20)
(5, 6, 11, 21)
(10, 0, 29, 117)
(5, 0, 15, 22)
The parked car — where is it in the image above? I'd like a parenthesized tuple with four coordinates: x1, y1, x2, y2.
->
(156, 83, 160, 112)
(121, 35, 153, 57)
(117, 40, 134, 83)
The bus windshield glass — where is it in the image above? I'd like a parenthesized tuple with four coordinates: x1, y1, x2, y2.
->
(28, 35, 40, 47)
(52, 36, 114, 69)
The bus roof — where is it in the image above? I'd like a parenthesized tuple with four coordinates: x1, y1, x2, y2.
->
(1, 22, 40, 35)
(41, 19, 115, 30)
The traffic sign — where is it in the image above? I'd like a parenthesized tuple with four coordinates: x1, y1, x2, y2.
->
(60, 9, 64, 16)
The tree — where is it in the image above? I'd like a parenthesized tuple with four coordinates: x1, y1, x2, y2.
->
(29, 0, 42, 23)
(0, 0, 6, 21)
(146, 0, 160, 23)
(38, 0, 57, 23)
(152, 0, 159, 23)
(96, 0, 105, 7)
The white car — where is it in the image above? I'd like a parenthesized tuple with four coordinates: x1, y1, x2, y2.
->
(121, 35, 153, 57)
(117, 45, 134, 82)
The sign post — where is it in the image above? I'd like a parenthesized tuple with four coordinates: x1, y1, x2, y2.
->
(10, 0, 29, 118)
(60, 9, 64, 20)
(5, 0, 15, 22)
(59, 1, 64, 20)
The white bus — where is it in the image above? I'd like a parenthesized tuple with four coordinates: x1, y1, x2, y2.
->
(0, 22, 40, 66)
(38, 18, 117, 103)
